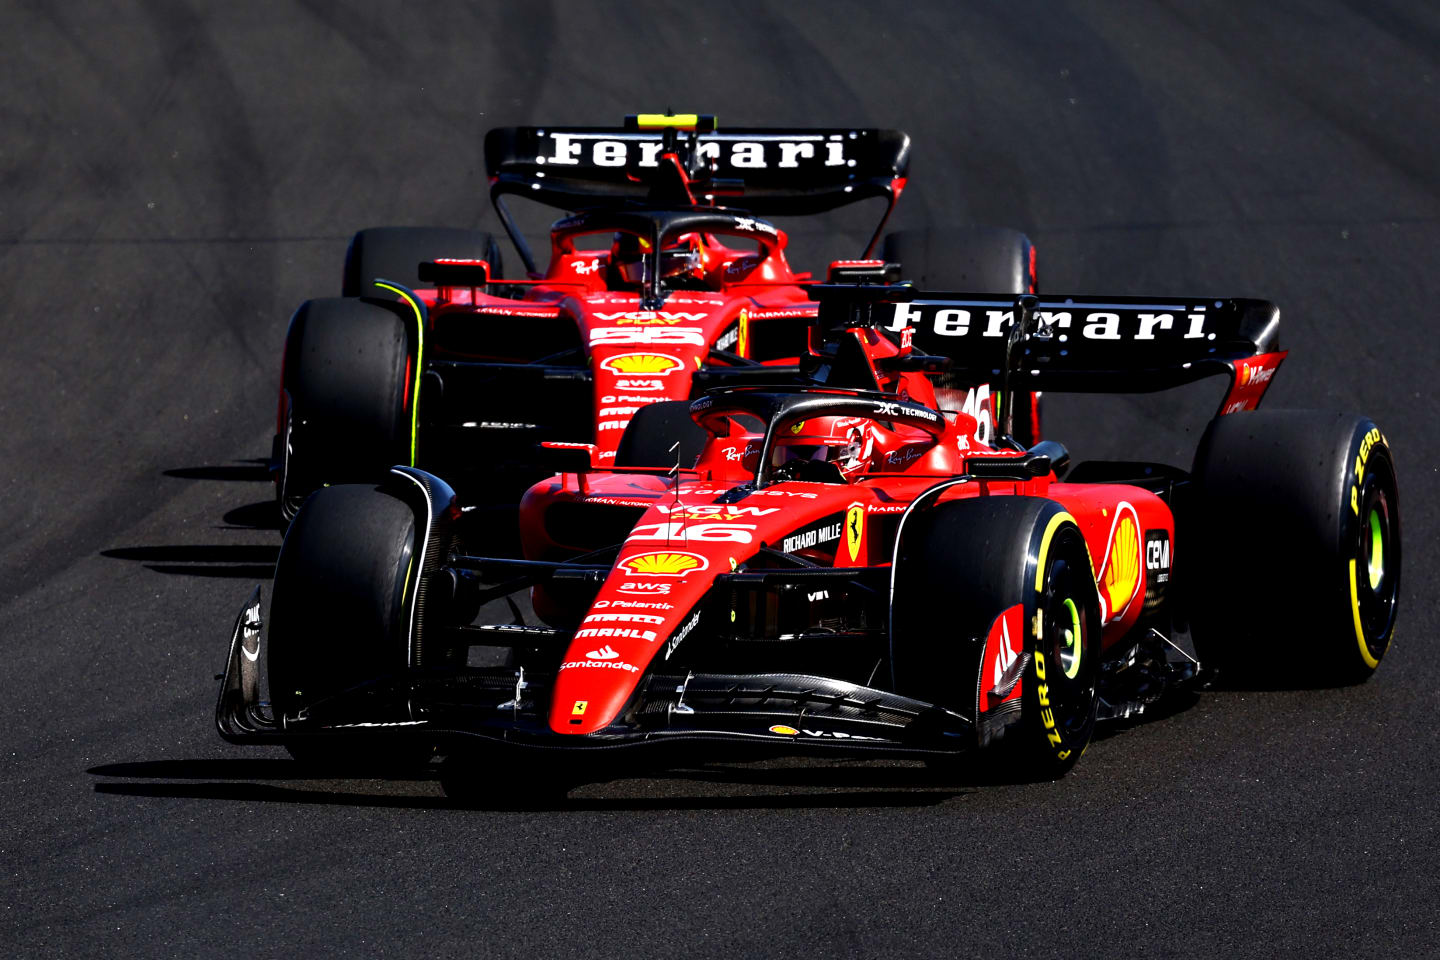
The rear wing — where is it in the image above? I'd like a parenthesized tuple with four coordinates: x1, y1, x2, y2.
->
(484, 123, 910, 216)
(812, 285, 1287, 418)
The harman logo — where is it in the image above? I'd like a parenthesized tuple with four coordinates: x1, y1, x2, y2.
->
(619, 551, 709, 578)
(600, 352, 684, 376)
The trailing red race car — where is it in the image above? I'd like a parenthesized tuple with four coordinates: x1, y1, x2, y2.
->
(219, 281, 1402, 795)
(271, 115, 1039, 518)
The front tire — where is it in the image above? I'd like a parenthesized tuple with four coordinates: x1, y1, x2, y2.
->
(892, 495, 1101, 780)
(1187, 410, 1401, 684)
(269, 484, 431, 770)
(276, 297, 413, 520)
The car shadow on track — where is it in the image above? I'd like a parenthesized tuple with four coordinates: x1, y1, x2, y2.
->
(87, 758, 973, 810)
(163, 459, 272, 483)
(99, 543, 278, 578)
(99, 458, 285, 576)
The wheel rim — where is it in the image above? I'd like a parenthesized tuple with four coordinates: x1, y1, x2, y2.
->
(1354, 464, 1399, 655)
(1365, 508, 1384, 591)
(1059, 597, 1082, 680)
(1037, 533, 1097, 745)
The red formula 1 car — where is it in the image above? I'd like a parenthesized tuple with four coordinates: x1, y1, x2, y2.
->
(221, 283, 1401, 794)
(271, 115, 1039, 519)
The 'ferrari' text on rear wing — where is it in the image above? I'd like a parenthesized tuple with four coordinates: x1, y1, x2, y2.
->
(484, 125, 910, 215)
(818, 286, 1283, 399)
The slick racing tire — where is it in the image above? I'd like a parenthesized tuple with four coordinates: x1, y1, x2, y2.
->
(342, 226, 503, 297)
(892, 495, 1101, 780)
(268, 483, 432, 770)
(1188, 410, 1401, 685)
(881, 226, 1041, 446)
(614, 400, 710, 469)
(276, 296, 413, 521)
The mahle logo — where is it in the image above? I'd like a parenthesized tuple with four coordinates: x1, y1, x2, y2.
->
(619, 551, 709, 578)
(600, 353, 684, 376)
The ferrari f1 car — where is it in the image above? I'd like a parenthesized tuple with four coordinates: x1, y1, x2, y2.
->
(222, 281, 1401, 792)
(271, 115, 1040, 518)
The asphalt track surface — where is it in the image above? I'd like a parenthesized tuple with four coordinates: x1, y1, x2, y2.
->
(4, 2, 1439, 957)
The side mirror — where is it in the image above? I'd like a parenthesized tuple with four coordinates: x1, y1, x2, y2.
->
(536, 441, 596, 473)
(418, 258, 491, 286)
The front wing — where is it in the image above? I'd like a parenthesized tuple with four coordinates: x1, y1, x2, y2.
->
(216, 587, 975, 758)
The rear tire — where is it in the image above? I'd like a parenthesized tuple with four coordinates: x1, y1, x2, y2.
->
(1188, 410, 1401, 685)
(269, 484, 432, 770)
(343, 226, 502, 297)
(881, 226, 1041, 445)
(892, 495, 1101, 780)
(277, 297, 413, 520)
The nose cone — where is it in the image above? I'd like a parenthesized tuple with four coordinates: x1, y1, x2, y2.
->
(548, 660, 645, 735)
(546, 549, 716, 735)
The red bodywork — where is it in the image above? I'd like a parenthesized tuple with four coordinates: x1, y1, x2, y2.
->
(514, 356, 1189, 738)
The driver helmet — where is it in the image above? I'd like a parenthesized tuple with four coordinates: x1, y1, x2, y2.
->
(770, 416, 875, 481)
(609, 231, 705, 287)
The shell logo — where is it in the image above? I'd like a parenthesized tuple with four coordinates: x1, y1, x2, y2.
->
(769, 724, 798, 736)
(1101, 514, 1140, 615)
(601, 352, 684, 376)
(618, 551, 709, 578)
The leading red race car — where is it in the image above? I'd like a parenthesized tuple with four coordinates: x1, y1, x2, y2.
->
(219, 280, 1402, 796)
(271, 115, 1039, 519)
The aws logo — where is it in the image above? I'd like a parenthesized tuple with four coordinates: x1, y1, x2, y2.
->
(600, 352, 684, 376)
(618, 551, 709, 578)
